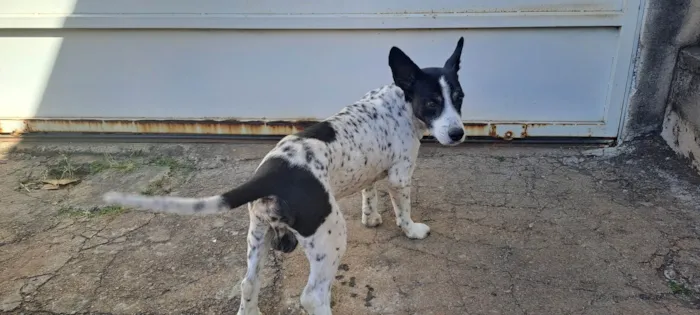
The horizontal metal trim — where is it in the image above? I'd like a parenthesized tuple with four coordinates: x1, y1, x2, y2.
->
(0, 12, 624, 29)
(0, 132, 616, 146)
(0, 118, 611, 140)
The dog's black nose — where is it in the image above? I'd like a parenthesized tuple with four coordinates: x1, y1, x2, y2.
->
(448, 128, 464, 142)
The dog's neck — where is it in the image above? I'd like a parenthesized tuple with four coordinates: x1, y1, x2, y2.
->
(369, 84, 427, 140)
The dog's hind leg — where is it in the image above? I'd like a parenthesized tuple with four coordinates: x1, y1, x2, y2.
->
(361, 184, 382, 227)
(299, 205, 347, 315)
(237, 206, 270, 315)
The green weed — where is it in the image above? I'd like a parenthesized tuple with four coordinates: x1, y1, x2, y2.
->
(89, 154, 138, 174)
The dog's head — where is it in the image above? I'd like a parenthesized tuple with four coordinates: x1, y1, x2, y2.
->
(388, 37, 465, 146)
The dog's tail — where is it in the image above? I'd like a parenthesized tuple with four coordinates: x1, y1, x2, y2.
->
(102, 176, 271, 215)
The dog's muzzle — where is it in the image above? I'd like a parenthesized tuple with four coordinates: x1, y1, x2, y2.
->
(448, 128, 465, 142)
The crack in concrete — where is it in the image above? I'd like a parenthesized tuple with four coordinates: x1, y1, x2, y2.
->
(85, 249, 123, 312)
(504, 271, 528, 315)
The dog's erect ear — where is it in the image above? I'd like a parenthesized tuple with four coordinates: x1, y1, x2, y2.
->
(444, 37, 464, 73)
(389, 46, 421, 92)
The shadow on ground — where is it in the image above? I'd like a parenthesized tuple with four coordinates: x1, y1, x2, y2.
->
(0, 136, 699, 315)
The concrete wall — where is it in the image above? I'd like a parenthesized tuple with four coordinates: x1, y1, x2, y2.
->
(661, 47, 700, 171)
(623, 0, 700, 141)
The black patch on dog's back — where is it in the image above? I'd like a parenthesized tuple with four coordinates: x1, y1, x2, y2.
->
(296, 121, 336, 143)
(245, 157, 333, 237)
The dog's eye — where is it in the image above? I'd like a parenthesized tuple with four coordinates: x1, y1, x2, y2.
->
(453, 92, 464, 102)
(426, 101, 438, 108)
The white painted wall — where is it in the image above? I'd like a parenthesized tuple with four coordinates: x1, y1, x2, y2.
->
(0, 0, 643, 138)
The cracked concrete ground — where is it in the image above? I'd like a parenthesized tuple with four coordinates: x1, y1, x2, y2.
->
(1, 136, 699, 315)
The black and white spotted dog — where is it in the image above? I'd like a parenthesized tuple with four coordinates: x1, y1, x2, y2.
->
(103, 37, 466, 315)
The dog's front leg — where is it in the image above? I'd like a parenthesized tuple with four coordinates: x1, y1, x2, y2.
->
(387, 164, 430, 239)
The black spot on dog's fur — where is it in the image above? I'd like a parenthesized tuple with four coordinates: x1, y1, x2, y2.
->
(316, 253, 327, 262)
(193, 201, 206, 212)
(296, 121, 337, 143)
(314, 161, 325, 171)
(305, 150, 314, 164)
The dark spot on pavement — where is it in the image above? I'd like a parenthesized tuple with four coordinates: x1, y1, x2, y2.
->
(364, 284, 376, 307)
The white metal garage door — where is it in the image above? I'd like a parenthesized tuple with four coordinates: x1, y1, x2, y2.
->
(0, 0, 644, 140)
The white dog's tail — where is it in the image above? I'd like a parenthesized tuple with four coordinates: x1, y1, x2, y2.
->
(102, 176, 271, 215)
(102, 192, 231, 215)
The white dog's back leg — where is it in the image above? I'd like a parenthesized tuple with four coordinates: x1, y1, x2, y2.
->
(237, 205, 270, 315)
(299, 205, 347, 315)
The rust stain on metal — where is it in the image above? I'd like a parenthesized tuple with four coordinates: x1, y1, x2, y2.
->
(16, 119, 500, 137)
(521, 123, 567, 138)
(19, 119, 318, 136)
(463, 123, 489, 135)
(503, 130, 514, 140)
(489, 124, 498, 138)
(2, 119, 591, 139)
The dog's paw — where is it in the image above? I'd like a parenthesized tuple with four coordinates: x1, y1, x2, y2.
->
(404, 223, 431, 239)
(362, 212, 383, 227)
